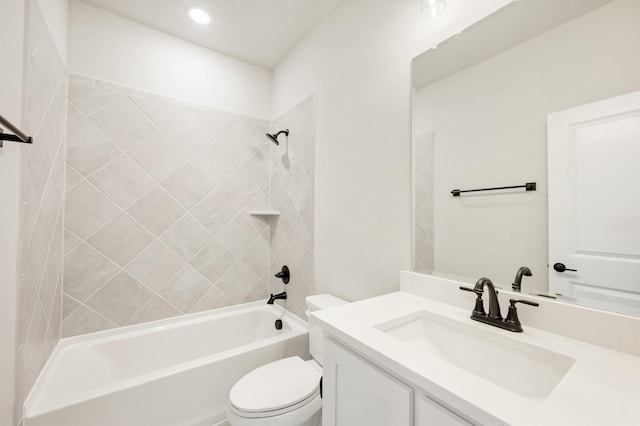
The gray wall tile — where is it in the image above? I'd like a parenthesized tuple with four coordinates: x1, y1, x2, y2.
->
(61, 79, 316, 336)
(63, 77, 273, 336)
(15, 1, 67, 419)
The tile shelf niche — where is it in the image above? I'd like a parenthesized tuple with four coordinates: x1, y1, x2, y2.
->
(248, 211, 281, 216)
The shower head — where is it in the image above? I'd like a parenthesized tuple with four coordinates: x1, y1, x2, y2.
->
(266, 133, 279, 145)
(266, 129, 289, 146)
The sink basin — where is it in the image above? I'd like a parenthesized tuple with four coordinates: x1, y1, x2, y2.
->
(376, 311, 575, 398)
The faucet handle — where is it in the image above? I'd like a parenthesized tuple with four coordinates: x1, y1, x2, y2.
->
(511, 299, 539, 307)
(460, 286, 486, 316)
(274, 265, 290, 284)
(459, 286, 481, 295)
(505, 299, 539, 332)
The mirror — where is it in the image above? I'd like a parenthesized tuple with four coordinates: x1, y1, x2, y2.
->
(411, 0, 640, 316)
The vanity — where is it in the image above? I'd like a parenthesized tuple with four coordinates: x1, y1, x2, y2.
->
(312, 272, 640, 426)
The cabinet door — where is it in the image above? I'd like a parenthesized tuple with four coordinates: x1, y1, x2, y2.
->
(323, 338, 413, 426)
(415, 394, 471, 426)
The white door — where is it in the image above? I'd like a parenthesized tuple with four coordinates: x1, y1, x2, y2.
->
(548, 91, 640, 316)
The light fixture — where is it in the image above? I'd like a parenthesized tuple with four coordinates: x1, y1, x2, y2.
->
(421, 0, 447, 19)
(187, 7, 212, 25)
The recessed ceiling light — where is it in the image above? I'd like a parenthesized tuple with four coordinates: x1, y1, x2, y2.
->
(187, 7, 212, 25)
(421, 0, 447, 19)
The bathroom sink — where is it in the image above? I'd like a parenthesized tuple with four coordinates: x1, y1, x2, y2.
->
(376, 312, 575, 398)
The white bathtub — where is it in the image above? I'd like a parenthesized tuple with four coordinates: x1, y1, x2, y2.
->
(24, 302, 309, 426)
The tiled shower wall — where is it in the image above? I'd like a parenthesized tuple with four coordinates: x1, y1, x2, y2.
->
(269, 95, 316, 317)
(62, 76, 272, 337)
(414, 132, 434, 274)
(16, 0, 67, 419)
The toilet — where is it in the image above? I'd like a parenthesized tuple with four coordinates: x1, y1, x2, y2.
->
(227, 295, 347, 426)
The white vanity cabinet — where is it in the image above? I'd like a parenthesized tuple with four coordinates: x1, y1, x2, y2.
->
(415, 394, 471, 426)
(322, 338, 413, 426)
(322, 338, 471, 426)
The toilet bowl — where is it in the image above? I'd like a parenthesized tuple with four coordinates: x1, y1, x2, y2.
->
(227, 295, 347, 426)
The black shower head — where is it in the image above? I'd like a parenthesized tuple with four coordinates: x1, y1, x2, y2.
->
(266, 133, 279, 146)
(266, 129, 289, 146)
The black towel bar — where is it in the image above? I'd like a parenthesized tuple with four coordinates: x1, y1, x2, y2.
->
(451, 182, 536, 197)
(0, 114, 33, 148)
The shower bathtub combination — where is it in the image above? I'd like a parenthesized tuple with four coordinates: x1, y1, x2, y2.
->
(23, 302, 309, 426)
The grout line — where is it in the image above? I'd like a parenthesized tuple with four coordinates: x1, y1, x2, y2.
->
(29, 34, 48, 61)
(34, 199, 64, 309)
(126, 129, 190, 179)
(172, 221, 267, 308)
(123, 296, 157, 326)
(59, 124, 67, 341)
(69, 73, 270, 126)
(72, 232, 261, 326)
(18, 27, 68, 397)
(23, 74, 67, 244)
(64, 162, 87, 192)
(60, 292, 83, 323)
(21, 294, 50, 376)
(62, 298, 119, 338)
(25, 138, 66, 293)
(74, 222, 187, 310)
(74, 91, 124, 120)
(123, 296, 162, 327)
(69, 102, 266, 247)
(121, 280, 185, 327)
(68, 212, 221, 326)
(28, 54, 66, 138)
(64, 248, 119, 308)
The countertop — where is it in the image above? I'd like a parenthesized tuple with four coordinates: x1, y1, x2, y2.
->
(311, 291, 640, 426)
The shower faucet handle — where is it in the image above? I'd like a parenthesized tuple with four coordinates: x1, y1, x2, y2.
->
(275, 265, 290, 284)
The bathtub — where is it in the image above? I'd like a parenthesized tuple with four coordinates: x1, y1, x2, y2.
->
(24, 301, 309, 426)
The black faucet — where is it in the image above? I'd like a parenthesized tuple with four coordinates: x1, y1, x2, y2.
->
(474, 277, 502, 320)
(267, 291, 287, 305)
(512, 266, 532, 292)
(461, 277, 539, 332)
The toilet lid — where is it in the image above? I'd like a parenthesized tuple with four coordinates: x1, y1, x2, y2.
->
(230, 357, 321, 414)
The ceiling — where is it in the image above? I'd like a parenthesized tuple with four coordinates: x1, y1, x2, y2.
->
(412, 0, 614, 90)
(80, 0, 342, 69)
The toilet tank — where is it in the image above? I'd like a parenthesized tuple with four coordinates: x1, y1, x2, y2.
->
(305, 295, 347, 365)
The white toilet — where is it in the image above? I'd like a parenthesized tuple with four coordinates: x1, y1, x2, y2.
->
(227, 295, 347, 426)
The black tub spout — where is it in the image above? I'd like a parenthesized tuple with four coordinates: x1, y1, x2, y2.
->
(268, 292, 287, 305)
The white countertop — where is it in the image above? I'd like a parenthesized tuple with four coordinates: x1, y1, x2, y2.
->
(311, 291, 640, 426)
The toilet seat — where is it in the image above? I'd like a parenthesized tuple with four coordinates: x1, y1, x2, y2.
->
(229, 357, 321, 418)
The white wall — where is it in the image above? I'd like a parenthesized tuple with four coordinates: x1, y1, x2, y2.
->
(0, 0, 25, 422)
(414, 0, 640, 290)
(35, 0, 68, 63)
(68, 1, 272, 120)
(271, 0, 511, 301)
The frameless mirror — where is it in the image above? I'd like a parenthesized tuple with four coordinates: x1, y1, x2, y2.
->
(411, 0, 640, 316)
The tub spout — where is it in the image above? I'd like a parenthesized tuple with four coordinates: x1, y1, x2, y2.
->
(268, 292, 287, 305)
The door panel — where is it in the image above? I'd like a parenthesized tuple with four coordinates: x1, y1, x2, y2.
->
(548, 91, 640, 315)
(415, 394, 471, 426)
(323, 338, 413, 426)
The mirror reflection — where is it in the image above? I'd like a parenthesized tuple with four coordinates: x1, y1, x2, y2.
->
(411, 0, 640, 315)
